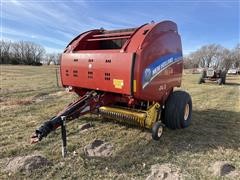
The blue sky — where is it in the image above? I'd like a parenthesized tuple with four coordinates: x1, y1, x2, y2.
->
(1, 0, 239, 54)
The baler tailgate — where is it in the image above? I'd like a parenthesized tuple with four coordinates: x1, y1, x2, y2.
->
(61, 53, 134, 95)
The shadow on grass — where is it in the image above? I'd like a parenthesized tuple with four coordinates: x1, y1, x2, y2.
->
(82, 109, 240, 174)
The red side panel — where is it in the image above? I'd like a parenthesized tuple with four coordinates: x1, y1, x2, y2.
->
(61, 53, 134, 95)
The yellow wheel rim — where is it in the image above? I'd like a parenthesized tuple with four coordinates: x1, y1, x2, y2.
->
(157, 126, 163, 137)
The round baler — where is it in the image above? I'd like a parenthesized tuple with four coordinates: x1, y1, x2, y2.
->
(31, 21, 192, 156)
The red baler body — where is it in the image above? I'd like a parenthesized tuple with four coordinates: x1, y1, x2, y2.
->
(60, 21, 183, 104)
(31, 21, 190, 146)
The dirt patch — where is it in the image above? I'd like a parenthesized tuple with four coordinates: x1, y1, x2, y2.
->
(33, 92, 49, 98)
(78, 123, 93, 132)
(4, 98, 32, 106)
(15, 99, 32, 105)
(0, 98, 33, 110)
(50, 91, 66, 97)
(209, 161, 239, 177)
(32, 91, 66, 103)
(4, 155, 52, 174)
(84, 139, 113, 157)
(146, 163, 183, 180)
(32, 92, 50, 103)
(0, 90, 68, 110)
(115, 173, 128, 180)
(0, 158, 10, 170)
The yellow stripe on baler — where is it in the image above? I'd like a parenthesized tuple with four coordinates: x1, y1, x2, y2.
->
(133, 80, 137, 92)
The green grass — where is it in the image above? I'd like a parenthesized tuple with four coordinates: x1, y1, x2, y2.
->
(0, 65, 239, 179)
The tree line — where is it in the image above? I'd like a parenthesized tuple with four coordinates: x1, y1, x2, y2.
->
(1, 40, 239, 69)
(0, 40, 61, 65)
(184, 44, 240, 70)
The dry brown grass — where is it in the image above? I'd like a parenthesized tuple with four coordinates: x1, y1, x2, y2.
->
(0, 65, 239, 179)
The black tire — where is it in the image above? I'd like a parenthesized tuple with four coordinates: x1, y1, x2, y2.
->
(198, 77, 205, 84)
(198, 71, 206, 84)
(164, 91, 192, 129)
(220, 72, 226, 84)
(152, 121, 163, 140)
(202, 70, 207, 78)
(222, 76, 226, 84)
(160, 107, 165, 124)
(217, 78, 223, 85)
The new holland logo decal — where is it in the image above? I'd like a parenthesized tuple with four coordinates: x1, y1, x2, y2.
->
(142, 52, 182, 89)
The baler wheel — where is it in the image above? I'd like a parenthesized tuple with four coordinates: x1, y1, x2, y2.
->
(152, 121, 163, 140)
(220, 72, 226, 84)
(164, 91, 192, 129)
(217, 78, 223, 85)
(222, 76, 226, 84)
(198, 77, 205, 84)
(198, 71, 206, 84)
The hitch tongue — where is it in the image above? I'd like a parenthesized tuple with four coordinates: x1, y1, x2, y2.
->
(30, 90, 106, 158)
(30, 115, 68, 158)
(30, 91, 97, 144)
(30, 116, 62, 144)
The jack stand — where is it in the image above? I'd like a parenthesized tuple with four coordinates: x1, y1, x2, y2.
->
(61, 116, 67, 158)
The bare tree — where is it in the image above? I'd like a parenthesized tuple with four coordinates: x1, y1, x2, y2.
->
(183, 56, 198, 69)
(217, 44, 240, 71)
(218, 48, 232, 71)
(189, 44, 224, 68)
(0, 40, 12, 64)
(45, 53, 56, 65)
(11, 41, 23, 64)
(55, 53, 61, 65)
(232, 44, 240, 68)
(9, 41, 45, 65)
(30, 42, 46, 64)
(45, 53, 61, 65)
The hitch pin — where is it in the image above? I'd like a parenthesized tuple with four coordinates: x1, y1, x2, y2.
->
(61, 116, 67, 158)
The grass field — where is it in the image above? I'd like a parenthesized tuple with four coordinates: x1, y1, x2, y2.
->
(0, 65, 240, 179)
